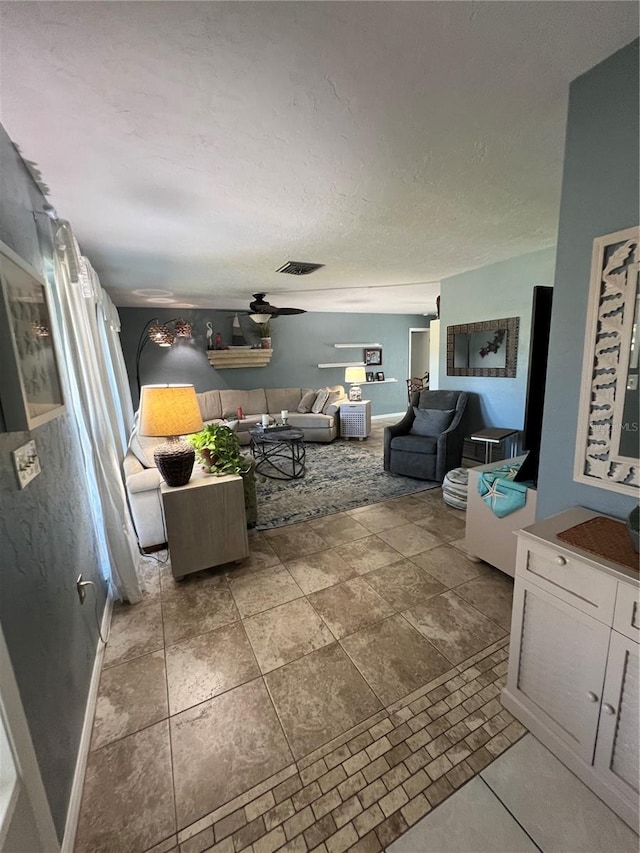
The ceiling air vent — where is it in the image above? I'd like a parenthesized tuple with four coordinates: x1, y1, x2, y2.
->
(276, 261, 325, 276)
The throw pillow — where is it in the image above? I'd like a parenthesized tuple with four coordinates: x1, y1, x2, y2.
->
(410, 407, 455, 436)
(297, 390, 317, 413)
(312, 388, 330, 413)
(322, 389, 343, 413)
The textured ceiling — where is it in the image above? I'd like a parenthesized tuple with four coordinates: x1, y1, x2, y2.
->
(0, 2, 637, 314)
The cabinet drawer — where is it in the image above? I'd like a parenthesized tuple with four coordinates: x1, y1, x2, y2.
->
(613, 583, 640, 643)
(518, 541, 617, 625)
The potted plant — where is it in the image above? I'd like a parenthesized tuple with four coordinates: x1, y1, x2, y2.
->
(188, 424, 252, 475)
(258, 321, 271, 350)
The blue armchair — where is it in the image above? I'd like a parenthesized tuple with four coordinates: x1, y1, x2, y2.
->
(384, 390, 469, 482)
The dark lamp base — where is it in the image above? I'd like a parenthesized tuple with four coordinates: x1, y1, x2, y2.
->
(154, 438, 195, 487)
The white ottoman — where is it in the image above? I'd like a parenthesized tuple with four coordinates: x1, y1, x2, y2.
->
(442, 467, 469, 510)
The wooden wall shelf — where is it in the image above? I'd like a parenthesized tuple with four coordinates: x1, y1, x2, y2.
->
(207, 349, 272, 369)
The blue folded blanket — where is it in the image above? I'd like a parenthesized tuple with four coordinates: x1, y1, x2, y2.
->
(477, 463, 533, 518)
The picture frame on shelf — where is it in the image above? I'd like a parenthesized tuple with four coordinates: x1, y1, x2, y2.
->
(0, 241, 66, 431)
(365, 371, 374, 382)
(364, 347, 382, 366)
(376, 371, 385, 382)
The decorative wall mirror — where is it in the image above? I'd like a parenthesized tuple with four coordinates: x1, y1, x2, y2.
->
(574, 225, 639, 495)
(446, 317, 519, 377)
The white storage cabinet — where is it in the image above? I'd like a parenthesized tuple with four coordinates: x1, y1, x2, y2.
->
(503, 508, 639, 831)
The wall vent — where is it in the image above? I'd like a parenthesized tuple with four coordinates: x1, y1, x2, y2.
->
(276, 261, 324, 276)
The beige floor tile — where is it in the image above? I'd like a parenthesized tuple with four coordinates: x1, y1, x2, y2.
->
(412, 488, 445, 504)
(75, 720, 175, 853)
(265, 643, 381, 758)
(160, 563, 228, 595)
(411, 545, 489, 588)
(308, 577, 395, 640)
(285, 548, 357, 594)
(171, 678, 293, 829)
(307, 512, 370, 546)
(262, 521, 329, 561)
(91, 650, 167, 750)
(239, 531, 282, 572)
(341, 615, 451, 706)
(165, 622, 260, 714)
(404, 591, 506, 665)
(228, 565, 303, 617)
(364, 560, 446, 611)
(339, 535, 405, 575)
(244, 597, 334, 673)
(455, 570, 514, 630)
(138, 558, 162, 600)
(413, 512, 466, 542)
(103, 601, 164, 668)
(385, 495, 436, 523)
(377, 523, 443, 557)
(347, 504, 407, 532)
(162, 585, 240, 646)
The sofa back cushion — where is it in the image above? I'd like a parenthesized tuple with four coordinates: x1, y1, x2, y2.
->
(265, 388, 304, 414)
(297, 390, 317, 413)
(197, 389, 222, 421)
(220, 388, 268, 417)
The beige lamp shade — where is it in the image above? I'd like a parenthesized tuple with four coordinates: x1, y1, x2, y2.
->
(138, 384, 204, 437)
(345, 366, 366, 384)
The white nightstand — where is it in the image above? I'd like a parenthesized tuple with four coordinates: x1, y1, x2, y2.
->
(339, 400, 372, 440)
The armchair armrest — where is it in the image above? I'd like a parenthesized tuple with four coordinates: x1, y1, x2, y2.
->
(383, 406, 415, 470)
(435, 394, 469, 481)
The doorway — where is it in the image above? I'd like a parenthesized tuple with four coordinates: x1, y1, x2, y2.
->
(408, 327, 430, 383)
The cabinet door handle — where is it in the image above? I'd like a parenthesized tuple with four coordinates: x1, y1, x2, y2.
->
(587, 691, 599, 703)
(603, 703, 616, 715)
(555, 556, 567, 566)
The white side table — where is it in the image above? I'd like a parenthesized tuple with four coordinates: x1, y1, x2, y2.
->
(161, 473, 249, 579)
(340, 400, 372, 440)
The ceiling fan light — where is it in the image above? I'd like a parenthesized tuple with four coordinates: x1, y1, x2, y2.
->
(249, 313, 272, 324)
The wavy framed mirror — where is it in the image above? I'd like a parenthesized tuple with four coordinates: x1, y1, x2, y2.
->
(446, 316, 519, 377)
(574, 225, 639, 495)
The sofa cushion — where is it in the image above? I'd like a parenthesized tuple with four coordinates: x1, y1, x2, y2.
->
(312, 389, 330, 413)
(197, 389, 222, 421)
(323, 388, 343, 413)
(297, 390, 317, 413)
(129, 430, 164, 469)
(220, 388, 267, 417)
(390, 434, 437, 454)
(266, 388, 304, 414)
(410, 407, 455, 436)
(285, 413, 335, 429)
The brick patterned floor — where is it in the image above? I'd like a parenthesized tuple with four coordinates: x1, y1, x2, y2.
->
(170, 637, 525, 853)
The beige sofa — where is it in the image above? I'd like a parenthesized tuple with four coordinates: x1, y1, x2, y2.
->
(123, 386, 347, 548)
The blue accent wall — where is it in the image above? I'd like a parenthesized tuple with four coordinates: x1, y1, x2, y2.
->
(120, 308, 426, 416)
(437, 248, 556, 432)
(0, 125, 107, 838)
(537, 39, 640, 520)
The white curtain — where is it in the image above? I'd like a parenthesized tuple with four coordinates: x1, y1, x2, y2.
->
(50, 222, 141, 603)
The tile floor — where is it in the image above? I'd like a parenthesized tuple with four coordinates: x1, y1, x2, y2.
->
(75, 425, 522, 852)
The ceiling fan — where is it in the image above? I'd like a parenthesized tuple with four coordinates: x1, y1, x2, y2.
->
(246, 293, 307, 321)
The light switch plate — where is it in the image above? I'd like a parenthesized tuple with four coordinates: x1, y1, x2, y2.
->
(12, 439, 41, 489)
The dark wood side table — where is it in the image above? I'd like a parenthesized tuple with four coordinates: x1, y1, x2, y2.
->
(470, 427, 519, 464)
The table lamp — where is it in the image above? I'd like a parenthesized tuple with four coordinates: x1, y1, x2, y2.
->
(345, 366, 366, 401)
(138, 384, 204, 487)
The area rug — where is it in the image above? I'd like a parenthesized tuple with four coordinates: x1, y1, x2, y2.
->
(255, 440, 438, 529)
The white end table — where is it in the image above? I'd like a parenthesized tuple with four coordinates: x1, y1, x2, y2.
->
(161, 472, 249, 579)
(340, 400, 372, 440)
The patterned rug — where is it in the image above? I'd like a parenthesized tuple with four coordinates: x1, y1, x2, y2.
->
(255, 440, 438, 529)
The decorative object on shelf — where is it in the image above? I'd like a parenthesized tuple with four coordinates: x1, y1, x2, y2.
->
(187, 422, 252, 476)
(345, 366, 366, 401)
(574, 225, 639, 496)
(477, 462, 532, 518)
(231, 314, 247, 346)
(376, 371, 385, 382)
(135, 316, 193, 392)
(447, 317, 519, 377)
(138, 384, 204, 487)
(364, 347, 382, 366)
(436, 294, 441, 319)
(366, 372, 374, 383)
(258, 321, 271, 350)
(206, 321, 214, 350)
(0, 241, 66, 431)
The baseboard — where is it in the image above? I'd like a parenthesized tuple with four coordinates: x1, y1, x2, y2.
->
(371, 412, 405, 421)
(61, 591, 113, 853)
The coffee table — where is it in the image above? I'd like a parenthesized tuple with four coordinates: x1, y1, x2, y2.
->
(249, 427, 306, 480)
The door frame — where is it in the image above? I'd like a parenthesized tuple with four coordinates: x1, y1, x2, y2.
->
(408, 327, 430, 380)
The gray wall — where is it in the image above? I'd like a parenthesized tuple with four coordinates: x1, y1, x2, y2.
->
(120, 308, 427, 415)
(438, 248, 556, 432)
(537, 39, 639, 520)
(0, 124, 107, 839)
